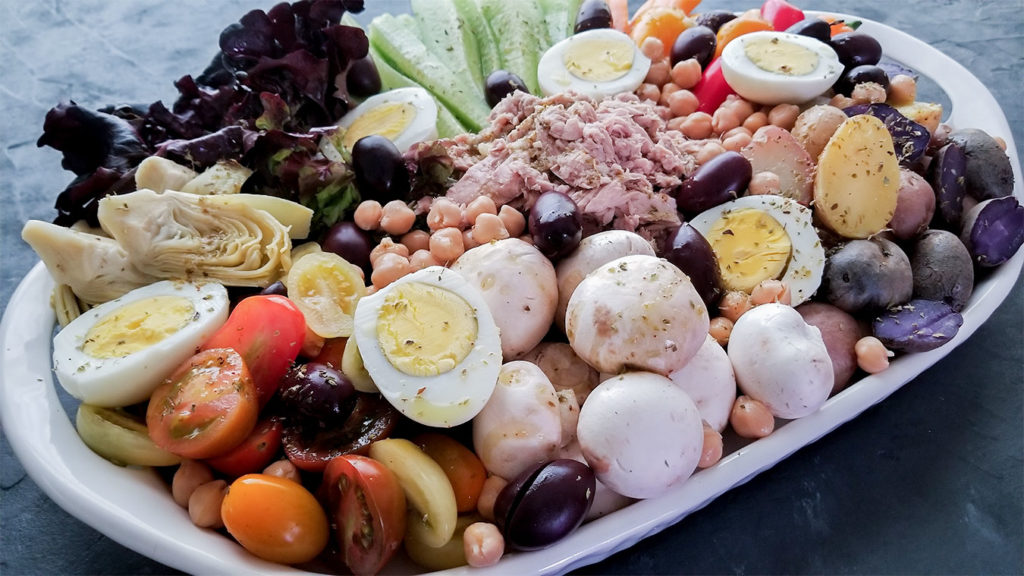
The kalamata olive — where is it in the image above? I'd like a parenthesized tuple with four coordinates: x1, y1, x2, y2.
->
(485, 70, 530, 108)
(351, 134, 410, 202)
(670, 26, 717, 69)
(832, 64, 889, 97)
(493, 459, 596, 551)
(529, 191, 583, 260)
(872, 299, 963, 353)
(321, 220, 373, 273)
(674, 151, 752, 215)
(574, 0, 612, 33)
(843, 103, 929, 166)
(785, 18, 832, 43)
(830, 32, 883, 68)
(346, 55, 382, 99)
(260, 280, 287, 296)
(928, 142, 967, 230)
(281, 393, 400, 472)
(660, 224, 723, 309)
(694, 9, 737, 33)
(279, 362, 356, 423)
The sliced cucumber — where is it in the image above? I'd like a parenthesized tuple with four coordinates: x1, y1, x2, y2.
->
(412, 0, 485, 92)
(369, 46, 469, 139)
(540, 0, 585, 44)
(369, 13, 491, 131)
(76, 404, 181, 467)
(450, 0, 503, 78)
(479, 0, 547, 95)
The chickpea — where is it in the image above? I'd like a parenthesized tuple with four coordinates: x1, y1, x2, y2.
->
(463, 522, 505, 568)
(750, 279, 791, 306)
(680, 111, 714, 140)
(637, 82, 661, 103)
(400, 229, 431, 254)
(172, 459, 214, 508)
(695, 141, 726, 165)
(426, 197, 463, 231)
(409, 249, 442, 270)
(188, 479, 228, 529)
(263, 459, 301, 484)
(698, 423, 724, 468)
(708, 316, 734, 347)
(730, 395, 775, 439)
(369, 237, 410, 266)
(640, 37, 664, 60)
(371, 252, 412, 289)
(667, 89, 700, 118)
(887, 74, 917, 106)
(352, 200, 383, 231)
(742, 111, 769, 133)
(855, 336, 892, 374)
(851, 82, 887, 105)
(767, 103, 800, 130)
(658, 82, 681, 106)
(645, 59, 672, 86)
(712, 107, 740, 135)
(464, 195, 498, 225)
(721, 131, 753, 153)
(428, 227, 466, 263)
(472, 213, 510, 244)
(718, 290, 753, 323)
(748, 171, 781, 196)
(379, 200, 417, 236)
(462, 228, 480, 251)
(476, 475, 508, 522)
(497, 205, 526, 238)
(670, 59, 702, 90)
(724, 95, 756, 124)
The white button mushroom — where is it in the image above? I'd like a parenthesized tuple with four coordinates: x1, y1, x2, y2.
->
(576, 371, 704, 499)
(559, 439, 636, 520)
(452, 239, 557, 359)
(566, 255, 709, 376)
(554, 230, 656, 332)
(727, 303, 833, 419)
(472, 361, 562, 480)
(518, 342, 600, 405)
(669, 335, 737, 433)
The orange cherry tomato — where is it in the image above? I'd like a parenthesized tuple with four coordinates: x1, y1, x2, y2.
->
(201, 294, 307, 407)
(629, 7, 692, 59)
(413, 433, 487, 514)
(221, 473, 329, 565)
(714, 14, 774, 58)
(320, 454, 407, 576)
(146, 348, 259, 460)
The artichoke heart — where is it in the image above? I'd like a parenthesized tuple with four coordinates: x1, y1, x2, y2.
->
(97, 189, 295, 288)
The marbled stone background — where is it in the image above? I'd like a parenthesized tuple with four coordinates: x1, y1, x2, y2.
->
(1, 1, 1021, 574)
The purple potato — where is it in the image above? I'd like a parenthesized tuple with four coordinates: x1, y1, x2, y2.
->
(675, 151, 751, 215)
(959, 196, 1024, 267)
(660, 223, 723, 309)
(844, 103, 929, 166)
(872, 299, 963, 353)
(928, 142, 968, 231)
(494, 459, 596, 551)
(948, 129, 1015, 201)
(822, 237, 914, 314)
(910, 229, 974, 312)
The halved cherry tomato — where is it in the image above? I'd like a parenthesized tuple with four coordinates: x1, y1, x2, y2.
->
(692, 57, 735, 113)
(629, 7, 691, 59)
(146, 348, 259, 460)
(760, 0, 804, 31)
(221, 473, 329, 565)
(205, 417, 283, 478)
(320, 455, 407, 576)
(201, 294, 306, 407)
(413, 433, 487, 514)
(314, 336, 349, 368)
(283, 393, 400, 472)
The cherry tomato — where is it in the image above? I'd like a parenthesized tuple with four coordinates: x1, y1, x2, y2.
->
(205, 417, 283, 478)
(146, 348, 259, 460)
(320, 455, 407, 576)
(314, 336, 349, 368)
(283, 393, 400, 472)
(413, 432, 487, 513)
(221, 473, 329, 565)
(201, 294, 307, 406)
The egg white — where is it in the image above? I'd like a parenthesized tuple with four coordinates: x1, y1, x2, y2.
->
(721, 31, 843, 105)
(689, 194, 825, 305)
(336, 86, 438, 153)
(537, 28, 651, 99)
(52, 281, 229, 408)
(352, 266, 502, 428)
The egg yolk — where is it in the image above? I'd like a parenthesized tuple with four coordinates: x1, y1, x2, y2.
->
(563, 36, 635, 82)
(705, 208, 792, 293)
(342, 101, 416, 150)
(376, 282, 478, 377)
(744, 36, 818, 76)
(82, 296, 195, 358)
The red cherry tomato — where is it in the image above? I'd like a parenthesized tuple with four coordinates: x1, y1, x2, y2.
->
(320, 455, 407, 576)
(205, 417, 283, 478)
(221, 473, 329, 565)
(202, 294, 306, 406)
(693, 58, 736, 114)
(283, 393, 400, 473)
(146, 348, 259, 460)
(761, 0, 805, 31)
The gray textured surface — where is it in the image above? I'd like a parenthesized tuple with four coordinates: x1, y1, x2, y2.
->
(1, 1, 1022, 574)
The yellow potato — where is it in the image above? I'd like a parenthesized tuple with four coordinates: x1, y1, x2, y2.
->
(813, 114, 900, 238)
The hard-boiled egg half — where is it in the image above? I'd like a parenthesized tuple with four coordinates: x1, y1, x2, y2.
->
(336, 87, 438, 153)
(537, 28, 651, 98)
(721, 31, 843, 105)
(352, 266, 502, 427)
(53, 281, 229, 407)
(689, 194, 825, 305)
